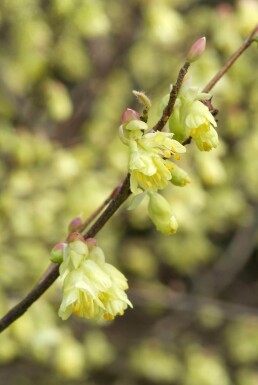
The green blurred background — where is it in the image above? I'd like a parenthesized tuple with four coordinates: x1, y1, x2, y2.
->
(0, 0, 258, 384)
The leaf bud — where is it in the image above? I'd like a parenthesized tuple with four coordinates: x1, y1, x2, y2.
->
(132, 90, 152, 110)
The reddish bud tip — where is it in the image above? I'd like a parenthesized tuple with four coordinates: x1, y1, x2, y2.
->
(54, 242, 67, 250)
(121, 108, 140, 124)
(187, 37, 206, 63)
(68, 215, 83, 232)
(85, 237, 97, 250)
(50, 242, 67, 263)
(67, 232, 85, 243)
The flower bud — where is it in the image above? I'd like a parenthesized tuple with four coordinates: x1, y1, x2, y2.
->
(50, 242, 67, 264)
(67, 232, 85, 243)
(187, 37, 206, 63)
(121, 108, 141, 124)
(85, 237, 97, 250)
(147, 192, 178, 235)
(68, 215, 83, 233)
(169, 162, 191, 186)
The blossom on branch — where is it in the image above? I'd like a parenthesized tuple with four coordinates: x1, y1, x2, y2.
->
(51, 235, 132, 321)
(119, 114, 186, 194)
(167, 81, 219, 151)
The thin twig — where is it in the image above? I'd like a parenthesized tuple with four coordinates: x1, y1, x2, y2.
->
(182, 24, 258, 145)
(78, 184, 123, 233)
(152, 62, 190, 132)
(202, 24, 258, 93)
(0, 175, 131, 333)
(83, 174, 131, 239)
(0, 263, 60, 333)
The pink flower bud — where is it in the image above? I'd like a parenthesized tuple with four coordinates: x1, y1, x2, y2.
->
(68, 215, 83, 232)
(85, 237, 97, 250)
(50, 242, 67, 263)
(67, 232, 85, 243)
(121, 108, 140, 124)
(187, 37, 206, 63)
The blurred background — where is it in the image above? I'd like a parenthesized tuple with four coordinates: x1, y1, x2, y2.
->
(0, 0, 258, 384)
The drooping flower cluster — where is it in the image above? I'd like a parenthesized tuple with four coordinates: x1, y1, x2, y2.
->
(50, 234, 132, 321)
(120, 107, 190, 235)
(167, 80, 219, 151)
(120, 38, 218, 235)
(120, 109, 188, 194)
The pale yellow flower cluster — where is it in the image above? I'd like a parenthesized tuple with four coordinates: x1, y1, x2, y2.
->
(51, 236, 132, 321)
(120, 109, 190, 235)
(168, 81, 219, 151)
(120, 77, 219, 235)
(120, 116, 188, 194)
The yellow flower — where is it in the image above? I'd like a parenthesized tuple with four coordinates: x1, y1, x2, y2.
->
(147, 192, 178, 235)
(130, 151, 172, 193)
(58, 241, 132, 321)
(168, 82, 219, 151)
(128, 132, 186, 193)
(190, 123, 218, 151)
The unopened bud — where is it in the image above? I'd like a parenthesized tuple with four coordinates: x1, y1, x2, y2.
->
(67, 232, 85, 243)
(187, 37, 206, 63)
(68, 215, 83, 233)
(85, 237, 97, 250)
(121, 108, 140, 124)
(50, 242, 67, 263)
(148, 193, 178, 235)
(169, 163, 191, 187)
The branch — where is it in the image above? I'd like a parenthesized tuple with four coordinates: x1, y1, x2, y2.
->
(77, 184, 122, 233)
(1, 26, 257, 333)
(0, 264, 59, 333)
(202, 24, 258, 93)
(181, 24, 258, 145)
(152, 62, 190, 132)
(0, 175, 131, 333)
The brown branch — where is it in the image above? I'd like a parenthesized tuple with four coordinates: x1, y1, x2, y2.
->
(181, 24, 258, 144)
(0, 264, 60, 334)
(0, 175, 131, 333)
(77, 184, 122, 234)
(152, 62, 190, 132)
(202, 24, 258, 93)
(83, 175, 131, 239)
